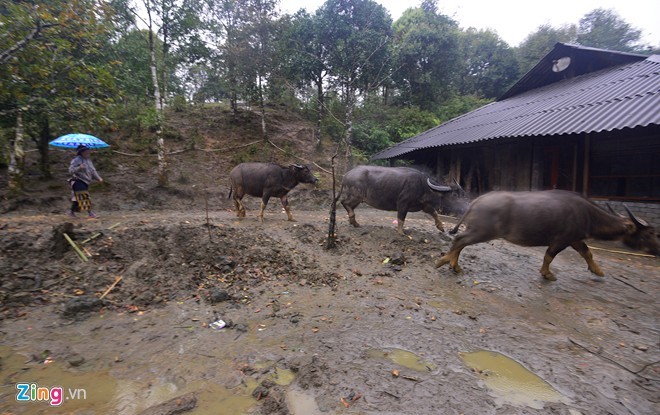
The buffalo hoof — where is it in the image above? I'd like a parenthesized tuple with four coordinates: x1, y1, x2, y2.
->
(542, 272, 557, 281)
(589, 267, 604, 277)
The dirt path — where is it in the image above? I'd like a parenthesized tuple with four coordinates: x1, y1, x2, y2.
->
(1, 208, 658, 415)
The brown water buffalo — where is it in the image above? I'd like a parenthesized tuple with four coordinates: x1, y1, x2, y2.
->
(340, 166, 453, 235)
(228, 162, 318, 222)
(436, 190, 660, 280)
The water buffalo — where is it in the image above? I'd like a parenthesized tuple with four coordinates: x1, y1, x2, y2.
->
(436, 190, 660, 280)
(340, 166, 452, 235)
(228, 162, 318, 222)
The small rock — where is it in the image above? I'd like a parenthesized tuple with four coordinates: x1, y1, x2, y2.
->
(634, 344, 649, 352)
(68, 354, 85, 367)
(299, 279, 307, 286)
(63, 296, 103, 318)
(390, 252, 406, 265)
(207, 289, 231, 304)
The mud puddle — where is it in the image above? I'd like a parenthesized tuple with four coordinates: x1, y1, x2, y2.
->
(0, 346, 117, 414)
(367, 348, 436, 372)
(0, 345, 275, 414)
(287, 386, 325, 415)
(460, 350, 567, 410)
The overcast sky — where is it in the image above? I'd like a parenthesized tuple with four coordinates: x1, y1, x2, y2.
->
(279, 0, 660, 48)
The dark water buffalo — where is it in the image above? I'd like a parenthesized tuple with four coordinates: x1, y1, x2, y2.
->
(229, 162, 318, 221)
(436, 190, 660, 280)
(340, 166, 452, 234)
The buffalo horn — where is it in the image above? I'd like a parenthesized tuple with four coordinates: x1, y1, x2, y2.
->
(605, 203, 622, 217)
(623, 204, 648, 228)
(291, 163, 304, 169)
(427, 178, 451, 192)
(452, 177, 464, 192)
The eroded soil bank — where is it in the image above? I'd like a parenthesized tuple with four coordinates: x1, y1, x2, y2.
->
(1, 208, 658, 414)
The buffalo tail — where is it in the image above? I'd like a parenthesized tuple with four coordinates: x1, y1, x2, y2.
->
(449, 209, 469, 235)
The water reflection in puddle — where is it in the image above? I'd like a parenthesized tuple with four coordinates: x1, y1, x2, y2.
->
(0, 347, 291, 415)
(367, 348, 436, 371)
(287, 386, 324, 415)
(460, 350, 566, 409)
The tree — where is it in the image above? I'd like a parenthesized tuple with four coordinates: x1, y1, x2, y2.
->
(516, 24, 576, 75)
(0, 0, 117, 183)
(391, 2, 460, 110)
(143, 0, 168, 186)
(316, 0, 393, 161)
(458, 28, 519, 99)
(279, 10, 330, 143)
(577, 8, 641, 52)
(242, 0, 279, 138)
(203, 0, 246, 118)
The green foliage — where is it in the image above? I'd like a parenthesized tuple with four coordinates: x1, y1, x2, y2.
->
(435, 95, 492, 124)
(577, 8, 642, 52)
(317, 0, 393, 93)
(391, 5, 460, 109)
(171, 95, 187, 112)
(458, 29, 519, 99)
(137, 107, 161, 132)
(515, 24, 576, 75)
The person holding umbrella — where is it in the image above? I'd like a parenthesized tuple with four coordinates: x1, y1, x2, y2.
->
(50, 133, 109, 218)
(68, 144, 104, 218)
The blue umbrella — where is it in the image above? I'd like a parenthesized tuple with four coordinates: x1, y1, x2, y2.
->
(49, 133, 109, 149)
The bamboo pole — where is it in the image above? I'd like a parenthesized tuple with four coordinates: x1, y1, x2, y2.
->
(81, 232, 103, 244)
(63, 233, 88, 262)
(587, 245, 656, 258)
(99, 276, 123, 300)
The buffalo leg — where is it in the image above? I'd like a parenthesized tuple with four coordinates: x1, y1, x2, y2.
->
(233, 189, 246, 218)
(396, 210, 408, 235)
(436, 230, 496, 273)
(423, 205, 444, 232)
(258, 196, 271, 222)
(540, 244, 568, 281)
(280, 195, 295, 221)
(571, 241, 604, 276)
(341, 201, 360, 227)
(435, 234, 472, 272)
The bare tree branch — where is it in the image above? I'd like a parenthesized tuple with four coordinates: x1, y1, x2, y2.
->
(0, 21, 58, 65)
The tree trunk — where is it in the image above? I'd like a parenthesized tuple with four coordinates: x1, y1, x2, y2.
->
(258, 74, 266, 138)
(325, 153, 339, 249)
(8, 111, 25, 193)
(147, 9, 167, 187)
(343, 87, 355, 167)
(37, 116, 51, 179)
(315, 76, 324, 146)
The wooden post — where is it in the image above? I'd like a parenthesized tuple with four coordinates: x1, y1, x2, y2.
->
(572, 142, 578, 192)
(326, 152, 339, 249)
(582, 134, 590, 196)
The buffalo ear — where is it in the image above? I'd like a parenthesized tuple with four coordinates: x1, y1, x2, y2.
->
(623, 220, 636, 234)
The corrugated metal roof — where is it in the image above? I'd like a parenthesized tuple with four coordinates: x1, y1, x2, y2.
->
(372, 45, 660, 161)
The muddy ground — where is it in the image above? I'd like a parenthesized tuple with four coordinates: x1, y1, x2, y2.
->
(0, 198, 659, 415)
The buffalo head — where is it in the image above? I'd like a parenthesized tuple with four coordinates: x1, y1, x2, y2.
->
(290, 164, 319, 185)
(619, 205, 660, 256)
